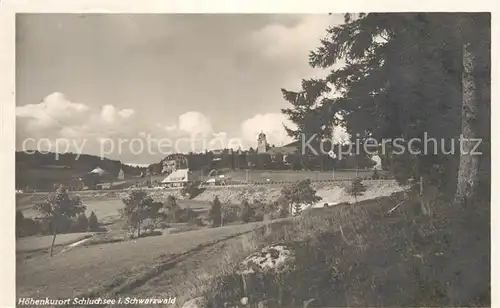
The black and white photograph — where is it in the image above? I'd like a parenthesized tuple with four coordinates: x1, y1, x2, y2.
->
(12, 11, 491, 308)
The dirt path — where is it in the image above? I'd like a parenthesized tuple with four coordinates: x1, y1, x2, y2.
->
(115, 234, 253, 307)
(16, 222, 264, 299)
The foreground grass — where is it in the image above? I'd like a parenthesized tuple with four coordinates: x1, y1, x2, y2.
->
(16, 222, 265, 299)
(16, 232, 92, 253)
(16, 190, 489, 307)
(161, 192, 489, 307)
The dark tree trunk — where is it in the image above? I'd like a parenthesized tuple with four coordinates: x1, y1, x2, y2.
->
(455, 41, 480, 206)
(49, 223, 57, 258)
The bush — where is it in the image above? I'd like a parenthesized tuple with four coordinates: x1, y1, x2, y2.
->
(35, 217, 52, 235)
(120, 189, 162, 238)
(16, 210, 25, 238)
(30, 216, 74, 235)
(281, 179, 322, 217)
(187, 217, 205, 227)
(73, 213, 89, 232)
(177, 208, 199, 223)
(164, 195, 182, 222)
(155, 220, 171, 229)
(346, 177, 367, 202)
(58, 216, 73, 234)
(88, 211, 99, 231)
(181, 181, 203, 199)
(139, 230, 162, 238)
(16, 211, 40, 238)
(240, 199, 255, 223)
(222, 204, 241, 224)
(209, 196, 222, 227)
(273, 196, 290, 218)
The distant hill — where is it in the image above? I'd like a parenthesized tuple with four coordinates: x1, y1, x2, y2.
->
(16, 151, 146, 190)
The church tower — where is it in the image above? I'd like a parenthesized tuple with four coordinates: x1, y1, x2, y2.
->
(257, 131, 268, 154)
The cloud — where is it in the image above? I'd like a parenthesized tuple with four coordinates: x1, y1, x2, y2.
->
(248, 14, 346, 91)
(100, 104, 118, 123)
(16, 93, 233, 161)
(240, 113, 296, 148)
(178, 111, 213, 136)
(16, 92, 349, 163)
(249, 15, 343, 67)
(118, 108, 135, 119)
(16, 93, 141, 140)
(16, 92, 90, 132)
(240, 112, 351, 149)
(16, 93, 146, 155)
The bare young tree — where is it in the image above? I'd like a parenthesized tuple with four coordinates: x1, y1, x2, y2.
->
(34, 185, 86, 257)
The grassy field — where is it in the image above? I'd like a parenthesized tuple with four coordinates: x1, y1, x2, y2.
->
(16, 232, 91, 253)
(15, 185, 489, 307)
(226, 169, 384, 182)
(15, 176, 410, 305)
(118, 194, 489, 307)
(193, 169, 389, 183)
(16, 222, 265, 299)
(18, 194, 211, 218)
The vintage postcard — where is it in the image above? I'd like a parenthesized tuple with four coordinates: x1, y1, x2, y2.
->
(1, 1, 496, 307)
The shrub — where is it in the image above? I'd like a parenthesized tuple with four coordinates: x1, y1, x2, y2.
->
(35, 217, 52, 235)
(209, 196, 222, 227)
(88, 211, 99, 231)
(16, 210, 24, 223)
(33, 185, 87, 256)
(164, 195, 182, 222)
(281, 179, 322, 217)
(222, 204, 241, 224)
(165, 195, 178, 208)
(346, 177, 367, 202)
(16, 210, 25, 238)
(177, 208, 199, 223)
(56, 216, 73, 234)
(240, 199, 255, 223)
(181, 181, 203, 199)
(16, 211, 40, 238)
(273, 196, 290, 218)
(120, 189, 162, 238)
(187, 217, 205, 227)
(156, 220, 170, 229)
(139, 230, 162, 238)
(72, 213, 89, 232)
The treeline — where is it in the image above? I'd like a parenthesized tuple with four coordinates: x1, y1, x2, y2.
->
(16, 210, 100, 238)
(148, 145, 382, 175)
(16, 151, 145, 190)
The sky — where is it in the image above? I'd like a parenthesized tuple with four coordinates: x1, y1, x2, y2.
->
(16, 14, 348, 164)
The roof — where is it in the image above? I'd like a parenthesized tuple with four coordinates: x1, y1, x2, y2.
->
(265, 141, 300, 155)
(89, 166, 108, 176)
(161, 169, 189, 183)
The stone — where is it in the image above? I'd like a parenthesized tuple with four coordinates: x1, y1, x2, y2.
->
(257, 298, 279, 308)
(240, 297, 249, 305)
(237, 245, 296, 300)
(237, 244, 296, 275)
(181, 296, 209, 308)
